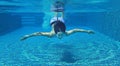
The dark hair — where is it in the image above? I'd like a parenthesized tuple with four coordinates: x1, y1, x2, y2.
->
(53, 20, 66, 34)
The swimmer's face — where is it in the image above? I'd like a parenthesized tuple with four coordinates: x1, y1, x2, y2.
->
(56, 32, 64, 39)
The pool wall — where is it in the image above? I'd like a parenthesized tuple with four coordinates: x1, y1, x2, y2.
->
(0, 13, 22, 35)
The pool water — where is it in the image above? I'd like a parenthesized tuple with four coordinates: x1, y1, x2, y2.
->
(0, 0, 120, 66)
(0, 26, 120, 66)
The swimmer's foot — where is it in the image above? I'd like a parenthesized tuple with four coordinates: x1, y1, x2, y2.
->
(51, 8, 64, 12)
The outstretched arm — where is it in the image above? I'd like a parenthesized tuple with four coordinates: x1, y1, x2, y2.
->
(20, 32, 55, 41)
(66, 28, 94, 36)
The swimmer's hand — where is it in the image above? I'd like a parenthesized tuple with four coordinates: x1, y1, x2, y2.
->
(87, 30, 95, 34)
(20, 35, 29, 41)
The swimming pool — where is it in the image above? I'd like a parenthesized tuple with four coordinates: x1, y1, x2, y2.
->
(0, 0, 120, 66)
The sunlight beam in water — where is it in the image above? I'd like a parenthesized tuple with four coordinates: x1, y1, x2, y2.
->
(41, 0, 52, 29)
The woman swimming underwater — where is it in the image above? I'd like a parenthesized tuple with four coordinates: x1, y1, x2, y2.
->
(20, 1, 94, 41)
(20, 12, 94, 40)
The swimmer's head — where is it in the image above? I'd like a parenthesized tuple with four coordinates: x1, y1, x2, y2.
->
(52, 20, 66, 39)
(53, 20, 66, 34)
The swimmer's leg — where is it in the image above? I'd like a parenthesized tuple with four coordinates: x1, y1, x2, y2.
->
(20, 32, 54, 41)
(66, 28, 94, 36)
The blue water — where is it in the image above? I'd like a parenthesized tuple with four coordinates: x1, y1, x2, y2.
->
(0, 0, 120, 66)
(1, 26, 120, 66)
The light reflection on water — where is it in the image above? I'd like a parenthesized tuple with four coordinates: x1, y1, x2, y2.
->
(0, 0, 109, 13)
